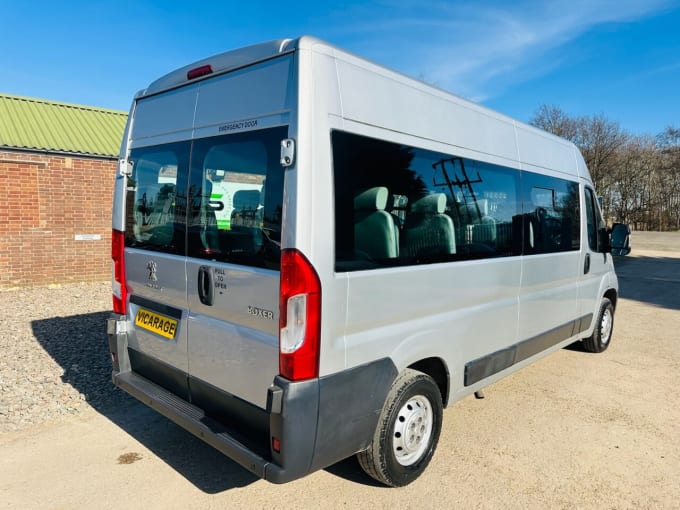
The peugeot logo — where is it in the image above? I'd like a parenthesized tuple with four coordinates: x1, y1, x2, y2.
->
(146, 261, 158, 282)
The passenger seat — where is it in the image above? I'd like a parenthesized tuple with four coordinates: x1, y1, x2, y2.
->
(402, 193, 456, 258)
(353, 187, 399, 259)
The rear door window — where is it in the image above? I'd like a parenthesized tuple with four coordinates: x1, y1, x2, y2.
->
(187, 126, 287, 270)
(125, 142, 189, 254)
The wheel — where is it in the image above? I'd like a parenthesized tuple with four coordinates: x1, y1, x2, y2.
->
(582, 297, 614, 353)
(357, 368, 443, 487)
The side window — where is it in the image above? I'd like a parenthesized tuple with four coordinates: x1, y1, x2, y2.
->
(432, 157, 520, 259)
(187, 126, 286, 270)
(332, 130, 520, 271)
(125, 142, 189, 254)
(584, 187, 603, 251)
(521, 172, 580, 254)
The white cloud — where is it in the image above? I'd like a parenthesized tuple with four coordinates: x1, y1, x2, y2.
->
(332, 0, 676, 100)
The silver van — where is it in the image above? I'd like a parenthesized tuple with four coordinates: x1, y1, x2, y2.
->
(108, 36, 623, 486)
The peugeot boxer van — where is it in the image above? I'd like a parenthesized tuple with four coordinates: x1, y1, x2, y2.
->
(107, 36, 621, 486)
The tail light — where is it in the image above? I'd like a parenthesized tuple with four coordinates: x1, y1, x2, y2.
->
(279, 249, 321, 381)
(112, 229, 128, 314)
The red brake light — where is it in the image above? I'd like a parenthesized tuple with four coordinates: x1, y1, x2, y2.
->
(112, 229, 128, 314)
(279, 249, 321, 381)
(187, 64, 213, 80)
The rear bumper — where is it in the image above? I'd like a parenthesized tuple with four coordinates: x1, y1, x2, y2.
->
(107, 314, 396, 483)
(114, 369, 276, 478)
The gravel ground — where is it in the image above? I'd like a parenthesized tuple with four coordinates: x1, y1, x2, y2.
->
(0, 282, 130, 432)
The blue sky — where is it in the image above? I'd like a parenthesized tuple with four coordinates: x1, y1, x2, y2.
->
(2, 0, 678, 135)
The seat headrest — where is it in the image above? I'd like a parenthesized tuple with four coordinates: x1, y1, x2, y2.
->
(354, 187, 389, 211)
(411, 193, 446, 214)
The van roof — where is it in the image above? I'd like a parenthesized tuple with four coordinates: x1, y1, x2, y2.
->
(136, 36, 588, 181)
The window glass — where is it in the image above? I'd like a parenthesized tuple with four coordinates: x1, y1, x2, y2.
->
(187, 126, 286, 269)
(521, 172, 580, 254)
(332, 130, 521, 271)
(125, 142, 189, 254)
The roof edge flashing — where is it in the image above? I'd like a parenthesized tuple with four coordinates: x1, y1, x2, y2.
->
(0, 93, 126, 116)
(0, 146, 118, 159)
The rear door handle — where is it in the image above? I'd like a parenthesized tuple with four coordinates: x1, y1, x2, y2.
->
(198, 266, 215, 306)
(584, 253, 591, 275)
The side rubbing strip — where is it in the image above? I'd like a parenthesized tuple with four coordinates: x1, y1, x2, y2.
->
(464, 315, 592, 387)
(577, 314, 593, 335)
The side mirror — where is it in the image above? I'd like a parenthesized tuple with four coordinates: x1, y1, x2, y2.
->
(598, 227, 612, 254)
(610, 223, 631, 256)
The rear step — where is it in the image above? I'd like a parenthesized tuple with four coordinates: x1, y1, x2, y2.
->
(114, 371, 271, 478)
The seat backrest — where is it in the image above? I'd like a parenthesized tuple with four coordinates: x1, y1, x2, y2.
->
(354, 187, 398, 259)
(402, 193, 456, 258)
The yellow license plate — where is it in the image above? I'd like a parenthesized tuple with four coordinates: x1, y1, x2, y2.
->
(135, 308, 178, 340)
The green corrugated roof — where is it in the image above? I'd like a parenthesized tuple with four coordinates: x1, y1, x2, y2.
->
(0, 93, 127, 158)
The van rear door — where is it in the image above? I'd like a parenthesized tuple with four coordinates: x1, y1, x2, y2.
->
(124, 140, 191, 394)
(184, 126, 286, 410)
(124, 50, 295, 413)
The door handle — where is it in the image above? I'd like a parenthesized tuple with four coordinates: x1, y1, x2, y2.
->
(198, 266, 215, 306)
(584, 253, 591, 275)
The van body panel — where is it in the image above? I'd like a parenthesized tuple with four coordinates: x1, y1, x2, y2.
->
(186, 263, 280, 409)
(192, 55, 296, 131)
(517, 252, 581, 343)
(343, 258, 521, 383)
(124, 251, 188, 373)
(131, 86, 198, 144)
(295, 48, 351, 377)
(514, 123, 578, 177)
(334, 59, 519, 165)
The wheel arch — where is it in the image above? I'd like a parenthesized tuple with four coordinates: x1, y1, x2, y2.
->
(407, 357, 450, 407)
(604, 288, 618, 310)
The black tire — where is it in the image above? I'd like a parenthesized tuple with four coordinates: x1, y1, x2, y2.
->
(357, 368, 443, 487)
(583, 297, 614, 353)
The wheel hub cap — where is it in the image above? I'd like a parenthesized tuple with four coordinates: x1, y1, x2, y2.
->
(601, 308, 613, 344)
(393, 395, 433, 466)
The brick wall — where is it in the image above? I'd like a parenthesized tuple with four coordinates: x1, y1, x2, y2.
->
(0, 150, 116, 288)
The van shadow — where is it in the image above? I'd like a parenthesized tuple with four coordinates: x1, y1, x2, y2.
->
(31, 312, 259, 493)
(612, 255, 680, 311)
(323, 456, 385, 487)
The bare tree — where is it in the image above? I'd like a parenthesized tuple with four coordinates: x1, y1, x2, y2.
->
(530, 105, 578, 140)
(656, 126, 680, 230)
(573, 114, 627, 192)
(611, 136, 657, 229)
